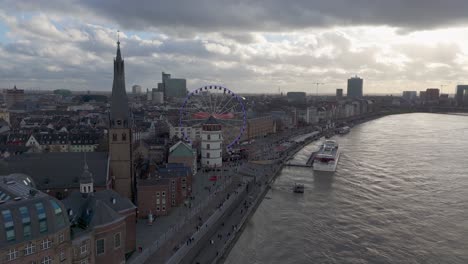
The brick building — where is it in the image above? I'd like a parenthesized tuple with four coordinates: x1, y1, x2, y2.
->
(3, 86, 25, 109)
(136, 163, 193, 219)
(137, 178, 172, 217)
(62, 163, 136, 263)
(246, 115, 275, 140)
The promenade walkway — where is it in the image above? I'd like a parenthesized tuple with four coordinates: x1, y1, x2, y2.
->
(129, 167, 239, 264)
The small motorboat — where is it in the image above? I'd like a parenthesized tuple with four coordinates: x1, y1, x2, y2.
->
(293, 183, 304, 193)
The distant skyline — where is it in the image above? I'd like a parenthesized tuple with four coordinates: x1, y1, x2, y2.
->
(2, 1, 468, 94)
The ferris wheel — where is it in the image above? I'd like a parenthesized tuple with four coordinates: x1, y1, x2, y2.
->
(179, 85, 247, 150)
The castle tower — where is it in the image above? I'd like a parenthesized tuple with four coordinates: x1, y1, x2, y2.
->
(80, 158, 94, 194)
(201, 116, 223, 168)
(109, 40, 133, 200)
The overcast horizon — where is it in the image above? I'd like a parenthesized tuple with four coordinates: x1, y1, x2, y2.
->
(2, 1, 468, 94)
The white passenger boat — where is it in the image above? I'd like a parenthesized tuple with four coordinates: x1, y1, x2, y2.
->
(313, 140, 340, 172)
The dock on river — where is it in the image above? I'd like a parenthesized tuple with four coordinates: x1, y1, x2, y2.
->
(286, 151, 317, 167)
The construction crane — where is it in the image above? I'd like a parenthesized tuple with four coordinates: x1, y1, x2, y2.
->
(313, 82, 325, 97)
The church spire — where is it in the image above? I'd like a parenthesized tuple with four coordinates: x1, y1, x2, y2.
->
(80, 153, 94, 194)
(116, 30, 122, 61)
(110, 34, 130, 128)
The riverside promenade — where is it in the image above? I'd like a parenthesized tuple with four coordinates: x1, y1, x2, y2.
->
(130, 125, 316, 264)
(190, 132, 320, 264)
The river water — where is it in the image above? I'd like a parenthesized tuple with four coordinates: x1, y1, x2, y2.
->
(225, 113, 468, 264)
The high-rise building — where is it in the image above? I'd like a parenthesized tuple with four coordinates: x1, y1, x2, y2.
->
(109, 40, 134, 201)
(402, 91, 417, 101)
(456, 85, 468, 106)
(425, 88, 440, 101)
(347, 76, 363, 98)
(152, 89, 164, 104)
(3, 85, 25, 108)
(160, 72, 187, 98)
(419, 91, 427, 101)
(336, 89, 343, 99)
(132, 85, 142, 94)
(286, 92, 306, 103)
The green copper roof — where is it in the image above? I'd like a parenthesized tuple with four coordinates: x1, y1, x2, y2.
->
(169, 141, 194, 157)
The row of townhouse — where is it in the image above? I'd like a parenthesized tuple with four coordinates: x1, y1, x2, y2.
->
(22, 133, 102, 152)
(301, 99, 376, 124)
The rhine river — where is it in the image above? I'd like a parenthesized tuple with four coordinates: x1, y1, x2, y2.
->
(225, 113, 468, 264)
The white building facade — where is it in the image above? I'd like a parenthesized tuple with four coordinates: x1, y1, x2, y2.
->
(201, 117, 223, 168)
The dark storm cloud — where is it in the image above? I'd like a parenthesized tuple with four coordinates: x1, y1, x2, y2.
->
(6, 0, 468, 32)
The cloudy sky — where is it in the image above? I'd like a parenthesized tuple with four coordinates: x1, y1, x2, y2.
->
(1, 0, 468, 94)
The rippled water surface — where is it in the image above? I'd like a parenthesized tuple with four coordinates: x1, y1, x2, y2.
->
(225, 113, 468, 264)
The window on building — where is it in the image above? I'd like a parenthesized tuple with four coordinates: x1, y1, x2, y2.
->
(117, 120, 122, 126)
(2, 209, 15, 241)
(207, 153, 210, 158)
(156, 192, 160, 197)
(156, 207, 160, 211)
(25, 242, 35, 255)
(7, 248, 18, 261)
(35, 203, 47, 233)
(59, 250, 66, 262)
(207, 134, 211, 140)
(156, 198, 160, 205)
(114, 233, 121, 249)
(162, 199, 166, 204)
(122, 133, 127, 141)
(172, 200, 175, 206)
(162, 191, 166, 197)
(50, 200, 65, 227)
(41, 256, 52, 264)
(59, 233, 64, 243)
(19, 206, 31, 239)
(80, 243, 88, 254)
(206, 143, 210, 149)
(112, 134, 117, 141)
(41, 239, 52, 250)
(162, 206, 166, 211)
(182, 178, 186, 183)
(96, 239, 105, 255)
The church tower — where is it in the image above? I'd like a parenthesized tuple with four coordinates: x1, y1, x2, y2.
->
(80, 158, 94, 194)
(109, 39, 133, 201)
